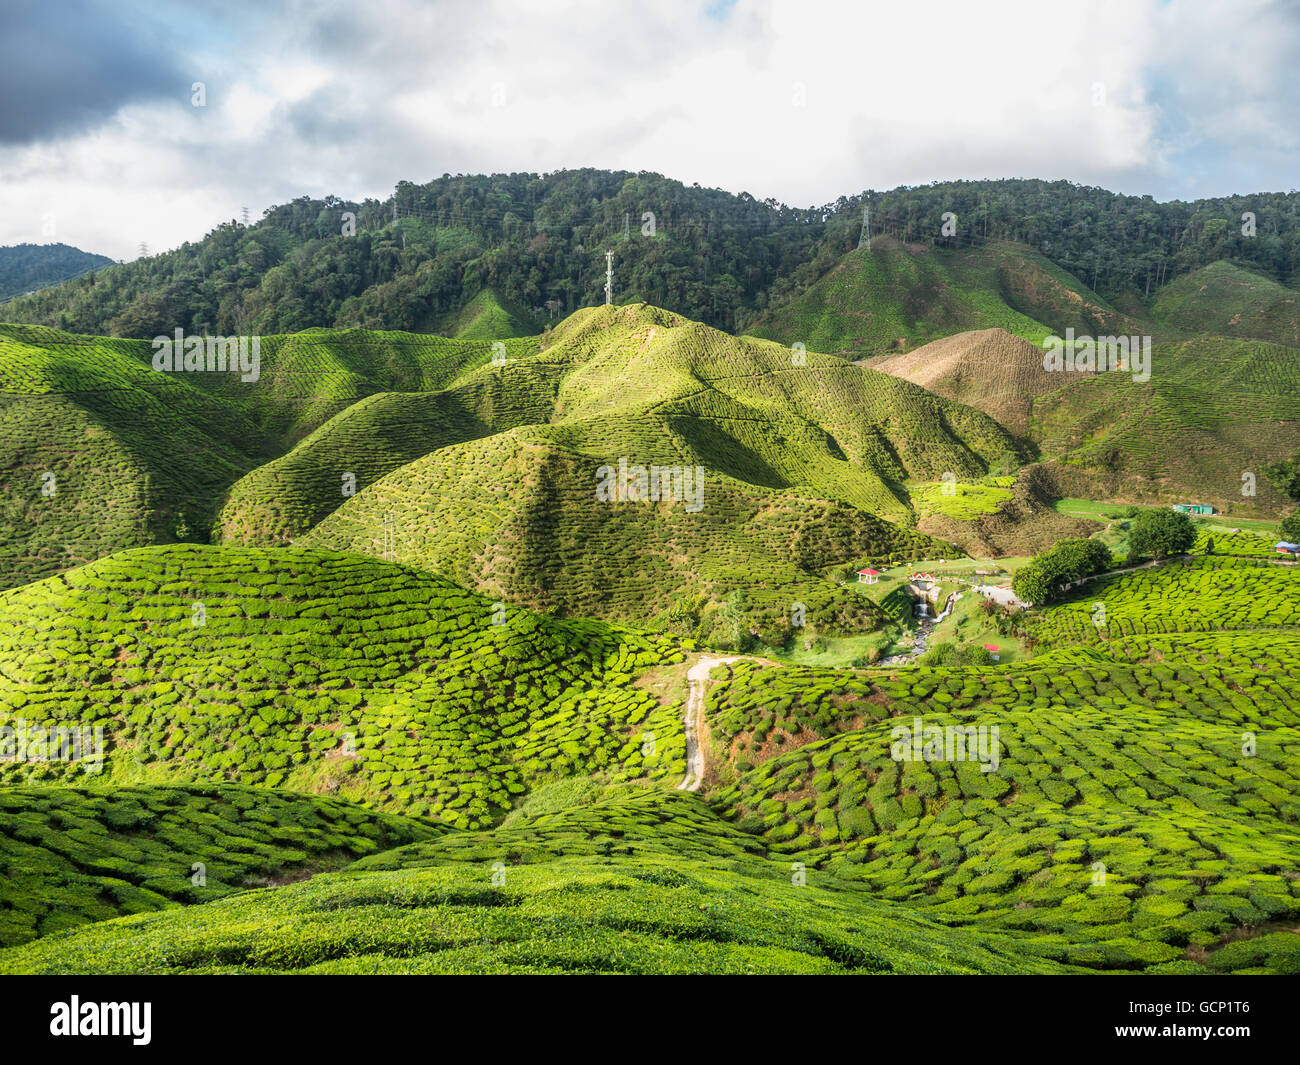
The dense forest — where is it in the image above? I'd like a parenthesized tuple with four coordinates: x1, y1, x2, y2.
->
(0, 243, 114, 303)
(805, 179, 1300, 302)
(3, 171, 1298, 338)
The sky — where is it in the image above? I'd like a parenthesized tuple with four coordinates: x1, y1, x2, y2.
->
(3, 0, 1298, 261)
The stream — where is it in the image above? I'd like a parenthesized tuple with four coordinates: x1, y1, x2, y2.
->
(878, 589, 959, 666)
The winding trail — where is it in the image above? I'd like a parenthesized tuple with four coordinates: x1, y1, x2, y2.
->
(677, 655, 748, 791)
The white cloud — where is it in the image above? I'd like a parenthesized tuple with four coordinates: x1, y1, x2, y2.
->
(0, 0, 1295, 260)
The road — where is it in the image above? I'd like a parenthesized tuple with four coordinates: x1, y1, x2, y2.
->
(676, 655, 747, 791)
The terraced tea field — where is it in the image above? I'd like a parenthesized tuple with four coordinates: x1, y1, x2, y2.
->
(0, 784, 439, 947)
(0, 323, 532, 590)
(0, 789, 1071, 975)
(0, 545, 687, 826)
(750, 240, 1059, 356)
(1027, 556, 1299, 642)
(293, 304, 1019, 641)
(691, 554, 1300, 973)
(1032, 334, 1300, 511)
(1153, 260, 1300, 347)
(704, 647, 1300, 972)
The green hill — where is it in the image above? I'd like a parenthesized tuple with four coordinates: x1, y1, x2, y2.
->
(0, 784, 439, 947)
(1153, 260, 1300, 346)
(0, 323, 278, 590)
(276, 304, 1020, 640)
(439, 289, 543, 340)
(1030, 335, 1300, 510)
(0, 323, 535, 590)
(0, 171, 825, 338)
(749, 238, 1145, 358)
(869, 321, 1300, 514)
(0, 544, 686, 825)
(0, 788, 1070, 975)
(7, 176, 1298, 345)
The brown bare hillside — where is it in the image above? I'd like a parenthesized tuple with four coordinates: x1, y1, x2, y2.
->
(867, 327, 1062, 435)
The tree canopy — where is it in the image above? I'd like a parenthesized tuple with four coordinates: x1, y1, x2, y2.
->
(4, 173, 1298, 339)
(1128, 509, 1197, 561)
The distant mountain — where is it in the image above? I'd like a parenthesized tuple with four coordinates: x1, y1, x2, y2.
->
(0, 243, 114, 302)
(2, 173, 1298, 345)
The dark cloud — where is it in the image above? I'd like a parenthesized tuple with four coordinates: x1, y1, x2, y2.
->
(0, 0, 190, 144)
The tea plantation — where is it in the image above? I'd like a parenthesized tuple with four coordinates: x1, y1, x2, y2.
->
(216, 303, 1023, 546)
(0, 528, 1295, 973)
(0, 301, 1296, 977)
(699, 558, 1300, 973)
(1027, 556, 1299, 643)
(0, 789, 1072, 975)
(0, 784, 440, 947)
(0, 322, 533, 590)
(0, 544, 687, 826)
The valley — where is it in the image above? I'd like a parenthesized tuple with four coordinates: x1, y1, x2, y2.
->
(1, 172, 1298, 978)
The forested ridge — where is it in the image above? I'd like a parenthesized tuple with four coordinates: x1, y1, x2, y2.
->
(0, 243, 115, 303)
(4, 170, 1297, 339)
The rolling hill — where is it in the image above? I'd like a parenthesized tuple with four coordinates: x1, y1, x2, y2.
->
(869, 323, 1300, 514)
(0, 544, 687, 824)
(0, 787, 1073, 975)
(748, 238, 1147, 358)
(271, 304, 1022, 638)
(1029, 334, 1300, 509)
(1152, 260, 1300, 347)
(868, 327, 1065, 435)
(0, 322, 534, 591)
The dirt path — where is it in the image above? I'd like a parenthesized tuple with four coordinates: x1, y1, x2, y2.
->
(676, 655, 750, 791)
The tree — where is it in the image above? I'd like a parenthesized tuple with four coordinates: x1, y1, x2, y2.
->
(1280, 514, 1300, 541)
(1012, 537, 1113, 605)
(1263, 451, 1300, 501)
(1128, 509, 1196, 561)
